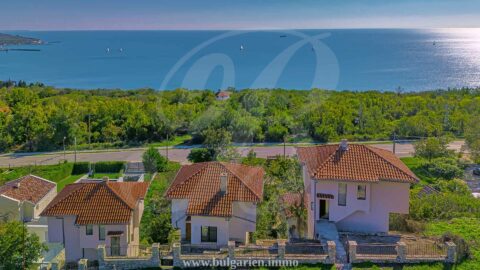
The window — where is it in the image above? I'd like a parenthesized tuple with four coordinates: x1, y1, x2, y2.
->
(357, 185, 367, 200)
(338, 183, 347, 206)
(86, 225, 93, 235)
(201, 226, 217, 242)
(99, 225, 106, 240)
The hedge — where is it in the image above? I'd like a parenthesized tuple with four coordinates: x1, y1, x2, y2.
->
(0, 162, 74, 185)
(72, 162, 90, 175)
(94, 161, 125, 173)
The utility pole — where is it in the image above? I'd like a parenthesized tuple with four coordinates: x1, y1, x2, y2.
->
(283, 136, 286, 159)
(88, 114, 91, 149)
(21, 201, 25, 270)
(166, 133, 169, 161)
(74, 136, 77, 163)
(63, 136, 66, 161)
(393, 132, 397, 154)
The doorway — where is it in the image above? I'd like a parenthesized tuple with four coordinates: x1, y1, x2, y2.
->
(110, 236, 120, 256)
(319, 199, 329, 219)
(186, 222, 191, 241)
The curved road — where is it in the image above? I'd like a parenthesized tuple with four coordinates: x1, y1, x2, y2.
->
(0, 141, 465, 167)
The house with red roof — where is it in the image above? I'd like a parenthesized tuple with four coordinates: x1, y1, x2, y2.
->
(166, 161, 264, 246)
(0, 175, 57, 242)
(296, 140, 418, 237)
(41, 179, 149, 262)
(215, 90, 231, 101)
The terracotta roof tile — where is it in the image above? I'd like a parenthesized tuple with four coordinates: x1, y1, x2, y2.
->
(166, 162, 264, 217)
(41, 181, 149, 225)
(296, 144, 418, 183)
(0, 175, 56, 204)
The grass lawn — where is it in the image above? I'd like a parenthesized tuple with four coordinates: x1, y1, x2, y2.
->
(56, 174, 84, 191)
(147, 134, 192, 148)
(401, 157, 435, 184)
(90, 172, 120, 179)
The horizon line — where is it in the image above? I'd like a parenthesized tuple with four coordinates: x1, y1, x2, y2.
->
(3, 26, 480, 32)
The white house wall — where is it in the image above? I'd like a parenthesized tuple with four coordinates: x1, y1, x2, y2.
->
(34, 188, 57, 219)
(191, 216, 230, 246)
(171, 199, 189, 239)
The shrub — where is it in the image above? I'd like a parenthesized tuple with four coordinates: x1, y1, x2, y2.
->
(422, 157, 464, 180)
(94, 161, 125, 173)
(72, 162, 90, 175)
(24, 162, 73, 183)
(187, 148, 213, 163)
(441, 232, 470, 262)
(142, 147, 168, 173)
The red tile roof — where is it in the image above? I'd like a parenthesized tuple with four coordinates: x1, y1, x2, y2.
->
(216, 91, 231, 97)
(165, 162, 264, 217)
(0, 175, 56, 204)
(296, 144, 418, 183)
(41, 181, 149, 225)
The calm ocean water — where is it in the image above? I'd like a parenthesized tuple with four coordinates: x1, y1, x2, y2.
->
(1, 29, 480, 91)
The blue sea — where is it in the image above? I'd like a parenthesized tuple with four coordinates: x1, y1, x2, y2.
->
(1, 29, 480, 91)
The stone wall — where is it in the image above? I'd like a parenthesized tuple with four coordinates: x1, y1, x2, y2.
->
(97, 243, 160, 270)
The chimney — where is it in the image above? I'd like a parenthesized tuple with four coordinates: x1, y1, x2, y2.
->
(14, 182, 20, 188)
(102, 176, 109, 183)
(220, 173, 228, 194)
(340, 139, 349, 151)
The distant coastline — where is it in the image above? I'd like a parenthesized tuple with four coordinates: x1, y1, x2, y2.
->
(0, 33, 43, 46)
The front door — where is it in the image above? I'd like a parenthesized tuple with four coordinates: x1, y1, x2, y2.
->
(186, 223, 191, 241)
(319, 199, 329, 219)
(110, 236, 120, 256)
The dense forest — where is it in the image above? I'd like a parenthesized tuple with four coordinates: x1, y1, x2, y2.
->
(0, 81, 479, 152)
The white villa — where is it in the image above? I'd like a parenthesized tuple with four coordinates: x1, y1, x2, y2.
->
(166, 161, 264, 246)
(41, 179, 149, 262)
(296, 140, 418, 237)
(0, 175, 57, 242)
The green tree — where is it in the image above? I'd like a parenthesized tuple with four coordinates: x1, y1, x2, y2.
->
(0, 221, 47, 269)
(202, 128, 232, 160)
(142, 147, 168, 173)
(465, 116, 480, 163)
(187, 148, 213, 163)
(414, 137, 452, 161)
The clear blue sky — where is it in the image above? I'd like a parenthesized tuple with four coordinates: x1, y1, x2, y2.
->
(2, 0, 480, 30)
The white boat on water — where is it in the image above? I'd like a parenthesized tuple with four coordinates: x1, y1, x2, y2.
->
(106, 47, 110, 53)
(240, 45, 244, 50)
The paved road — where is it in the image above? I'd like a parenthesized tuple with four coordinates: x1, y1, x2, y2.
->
(0, 141, 465, 167)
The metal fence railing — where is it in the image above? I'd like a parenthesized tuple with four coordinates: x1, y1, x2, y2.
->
(356, 243, 397, 257)
(181, 244, 226, 255)
(285, 242, 328, 255)
(235, 245, 278, 259)
(406, 242, 447, 258)
(105, 245, 152, 258)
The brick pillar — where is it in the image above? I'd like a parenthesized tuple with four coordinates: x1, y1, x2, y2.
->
(173, 242, 182, 267)
(78, 259, 88, 270)
(327, 241, 336, 264)
(97, 244, 106, 270)
(228, 241, 236, 260)
(396, 242, 407, 262)
(348, 241, 357, 263)
(446, 241, 457, 263)
(277, 239, 286, 260)
(151, 243, 160, 265)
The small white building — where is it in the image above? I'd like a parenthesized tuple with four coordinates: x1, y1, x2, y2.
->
(296, 140, 419, 237)
(0, 175, 57, 242)
(166, 162, 264, 246)
(41, 180, 149, 262)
